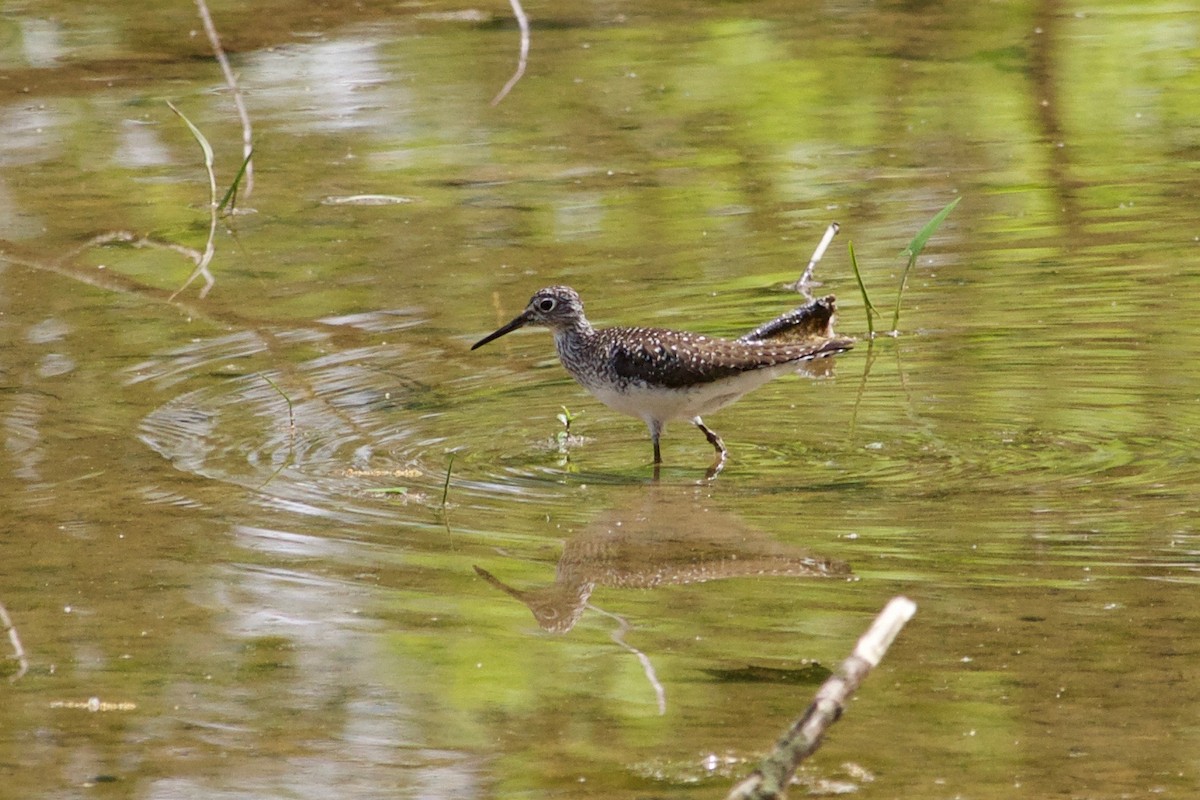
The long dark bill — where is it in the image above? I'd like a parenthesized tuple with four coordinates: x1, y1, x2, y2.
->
(471, 312, 530, 350)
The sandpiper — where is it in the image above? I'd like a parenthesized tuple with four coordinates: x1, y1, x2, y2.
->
(471, 286, 852, 473)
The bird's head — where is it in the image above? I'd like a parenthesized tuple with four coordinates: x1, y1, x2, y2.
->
(471, 285, 586, 349)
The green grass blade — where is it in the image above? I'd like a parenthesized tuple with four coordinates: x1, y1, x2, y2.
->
(166, 101, 217, 204)
(258, 372, 294, 431)
(891, 196, 961, 333)
(441, 453, 456, 508)
(218, 147, 254, 213)
(847, 241, 877, 339)
(901, 196, 961, 262)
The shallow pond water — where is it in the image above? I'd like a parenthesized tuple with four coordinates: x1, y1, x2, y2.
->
(2, 0, 1199, 798)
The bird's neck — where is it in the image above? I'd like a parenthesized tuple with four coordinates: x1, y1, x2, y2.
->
(552, 317, 598, 377)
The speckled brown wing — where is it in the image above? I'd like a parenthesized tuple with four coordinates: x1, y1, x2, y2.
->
(603, 327, 851, 389)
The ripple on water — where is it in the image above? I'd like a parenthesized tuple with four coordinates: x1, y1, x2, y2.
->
(842, 320, 1200, 505)
(848, 425, 1151, 496)
(136, 349, 440, 523)
(131, 331, 579, 527)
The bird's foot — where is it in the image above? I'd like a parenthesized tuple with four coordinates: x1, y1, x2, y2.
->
(703, 451, 727, 481)
(693, 418, 727, 480)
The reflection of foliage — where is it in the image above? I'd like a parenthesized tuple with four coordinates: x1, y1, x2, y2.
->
(1, 5, 1198, 796)
(702, 662, 831, 685)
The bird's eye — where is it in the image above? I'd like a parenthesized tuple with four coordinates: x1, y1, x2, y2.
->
(537, 298, 556, 312)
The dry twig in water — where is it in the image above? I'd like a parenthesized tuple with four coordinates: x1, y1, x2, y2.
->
(193, 0, 254, 199)
(490, 0, 530, 106)
(791, 222, 840, 296)
(1, 600, 29, 682)
(726, 596, 916, 800)
(589, 604, 667, 715)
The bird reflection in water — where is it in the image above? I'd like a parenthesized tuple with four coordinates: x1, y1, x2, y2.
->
(474, 489, 854, 634)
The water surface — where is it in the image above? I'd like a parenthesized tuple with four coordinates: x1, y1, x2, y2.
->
(2, 0, 1199, 797)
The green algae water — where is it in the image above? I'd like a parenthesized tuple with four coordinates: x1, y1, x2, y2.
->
(1, 1, 1198, 797)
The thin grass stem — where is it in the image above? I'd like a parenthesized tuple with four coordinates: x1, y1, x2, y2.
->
(218, 148, 254, 214)
(166, 102, 218, 299)
(848, 241, 877, 339)
(441, 453, 456, 508)
(259, 372, 295, 433)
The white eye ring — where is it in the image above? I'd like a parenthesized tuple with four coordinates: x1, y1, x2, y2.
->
(537, 298, 556, 312)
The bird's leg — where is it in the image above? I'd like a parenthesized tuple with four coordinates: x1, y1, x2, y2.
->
(693, 417, 726, 477)
(648, 419, 664, 464)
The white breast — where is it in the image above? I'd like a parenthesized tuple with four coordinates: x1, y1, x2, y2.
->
(582, 367, 790, 424)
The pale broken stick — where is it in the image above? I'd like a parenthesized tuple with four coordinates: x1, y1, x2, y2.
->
(193, 0, 255, 198)
(490, 0, 530, 106)
(726, 595, 917, 800)
(791, 222, 840, 296)
(1, 600, 29, 682)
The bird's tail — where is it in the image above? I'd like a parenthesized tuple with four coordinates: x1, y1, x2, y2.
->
(740, 294, 854, 359)
(740, 294, 841, 345)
